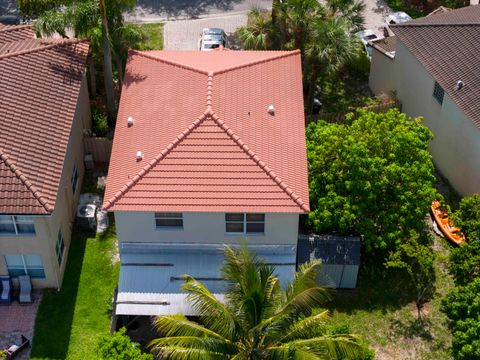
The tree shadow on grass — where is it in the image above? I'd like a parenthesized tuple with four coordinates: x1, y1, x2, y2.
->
(30, 229, 88, 360)
(328, 260, 415, 315)
(390, 316, 434, 342)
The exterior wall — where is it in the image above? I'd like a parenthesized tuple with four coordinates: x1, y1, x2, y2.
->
(114, 211, 300, 246)
(368, 49, 395, 95)
(369, 41, 480, 196)
(0, 76, 91, 289)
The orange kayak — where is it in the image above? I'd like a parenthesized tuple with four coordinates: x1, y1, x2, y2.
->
(431, 201, 465, 246)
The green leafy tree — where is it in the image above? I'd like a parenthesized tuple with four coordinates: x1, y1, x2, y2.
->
(236, 9, 275, 50)
(150, 247, 367, 359)
(385, 231, 435, 316)
(306, 109, 437, 253)
(449, 240, 480, 286)
(452, 194, 480, 242)
(441, 278, 480, 360)
(98, 327, 153, 360)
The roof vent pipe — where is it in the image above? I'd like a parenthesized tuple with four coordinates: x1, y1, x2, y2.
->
(267, 104, 275, 115)
(136, 151, 143, 161)
(127, 116, 134, 127)
(456, 80, 464, 90)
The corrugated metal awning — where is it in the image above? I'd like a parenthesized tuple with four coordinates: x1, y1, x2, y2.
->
(116, 243, 296, 316)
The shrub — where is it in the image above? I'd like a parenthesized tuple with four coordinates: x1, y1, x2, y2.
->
(92, 108, 109, 137)
(97, 328, 153, 360)
(452, 194, 480, 242)
(441, 279, 480, 360)
(449, 240, 480, 286)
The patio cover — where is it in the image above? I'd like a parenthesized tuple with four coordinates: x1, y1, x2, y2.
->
(116, 243, 297, 316)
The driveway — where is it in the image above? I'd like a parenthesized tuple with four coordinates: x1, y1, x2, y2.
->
(362, 0, 393, 36)
(164, 13, 247, 50)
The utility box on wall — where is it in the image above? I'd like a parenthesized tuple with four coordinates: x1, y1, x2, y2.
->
(297, 234, 360, 289)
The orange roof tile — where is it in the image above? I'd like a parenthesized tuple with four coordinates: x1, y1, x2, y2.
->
(104, 50, 309, 213)
(0, 27, 89, 214)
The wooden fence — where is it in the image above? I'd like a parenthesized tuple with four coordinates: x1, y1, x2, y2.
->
(84, 136, 113, 163)
(306, 100, 401, 125)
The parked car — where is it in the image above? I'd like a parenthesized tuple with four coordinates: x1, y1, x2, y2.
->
(384, 11, 412, 36)
(355, 30, 380, 59)
(199, 28, 228, 51)
(0, 15, 20, 25)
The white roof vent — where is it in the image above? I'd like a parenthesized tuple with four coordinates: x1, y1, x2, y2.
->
(136, 151, 143, 161)
(127, 116, 134, 126)
(267, 104, 275, 115)
(456, 80, 464, 90)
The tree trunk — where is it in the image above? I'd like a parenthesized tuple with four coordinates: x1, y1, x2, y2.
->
(88, 56, 97, 96)
(114, 54, 123, 89)
(306, 66, 320, 115)
(102, 31, 116, 122)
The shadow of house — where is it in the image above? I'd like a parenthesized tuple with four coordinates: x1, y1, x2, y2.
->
(132, 0, 243, 18)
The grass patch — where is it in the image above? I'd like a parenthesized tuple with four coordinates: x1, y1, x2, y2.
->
(328, 236, 453, 359)
(30, 222, 119, 360)
(135, 23, 164, 50)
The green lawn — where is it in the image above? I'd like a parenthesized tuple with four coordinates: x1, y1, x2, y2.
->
(135, 23, 164, 50)
(30, 222, 119, 360)
(328, 236, 454, 359)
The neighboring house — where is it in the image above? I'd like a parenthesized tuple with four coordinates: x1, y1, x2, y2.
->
(369, 5, 480, 196)
(103, 49, 310, 316)
(0, 25, 90, 289)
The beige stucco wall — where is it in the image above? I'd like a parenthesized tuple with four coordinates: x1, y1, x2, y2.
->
(368, 48, 395, 95)
(369, 41, 480, 196)
(0, 76, 90, 289)
(115, 211, 300, 246)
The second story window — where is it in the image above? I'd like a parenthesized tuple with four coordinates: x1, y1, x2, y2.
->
(432, 81, 444, 105)
(0, 215, 35, 235)
(71, 164, 78, 194)
(225, 213, 265, 234)
(155, 212, 183, 229)
(56, 229, 65, 266)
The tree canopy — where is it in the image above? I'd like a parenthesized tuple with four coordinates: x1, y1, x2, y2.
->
(306, 109, 437, 252)
(452, 194, 480, 242)
(150, 247, 369, 359)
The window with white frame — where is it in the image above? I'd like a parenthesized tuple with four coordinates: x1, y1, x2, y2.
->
(155, 212, 183, 229)
(71, 164, 78, 194)
(4, 254, 45, 278)
(225, 213, 265, 234)
(56, 229, 65, 266)
(0, 215, 35, 235)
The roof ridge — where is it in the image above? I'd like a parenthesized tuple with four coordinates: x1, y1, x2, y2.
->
(209, 112, 309, 212)
(103, 112, 209, 210)
(212, 49, 301, 75)
(0, 38, 87, 60)
(0, 149, 53, 213)
(131, 49, 209, 75)
(392, 22, 480, 27)
(0, 24, 33, 33)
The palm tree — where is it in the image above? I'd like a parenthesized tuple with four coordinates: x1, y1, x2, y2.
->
(304, 17, 360, 114)
(34, 0, 138, 121)
(150, 247, 364, 359)
(236, 9, 275, 50)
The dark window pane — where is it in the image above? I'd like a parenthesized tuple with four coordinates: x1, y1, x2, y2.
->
(155, 212, 182, 219)
(226, 222, 244, 233)
(246, 213, 265, 222)
(246, 222, 265, 233)
(27, 268, 46, 279)
(156, 219, 183, 228)
(432, 81, 444, 105)
(7, 268, 27, 277)
(225, 213, 244, 222)
(0, 216, 15, 234)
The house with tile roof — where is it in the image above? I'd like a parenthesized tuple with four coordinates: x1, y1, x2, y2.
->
(0, 25, 90, 289)
(369, 5, 480, 196)
(103, 49, 309, 316)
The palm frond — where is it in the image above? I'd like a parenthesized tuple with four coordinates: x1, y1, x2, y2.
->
(278, 310, 330, 342)
(282, 287, 331, 315)
(150, 346, 230, 360)
(182, 275, 237, 340)
(285, 334, 364, 359)
(149, 336, 236, 355)
(152, 314, 226, 340)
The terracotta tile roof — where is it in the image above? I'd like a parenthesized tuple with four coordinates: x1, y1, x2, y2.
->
(392, 5, 480, 129)
(0, 25, 35, 46)
(104, 50, 309, 213)
(0, 28, 89, 214)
